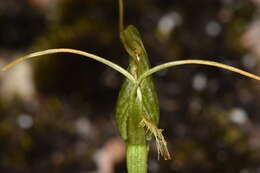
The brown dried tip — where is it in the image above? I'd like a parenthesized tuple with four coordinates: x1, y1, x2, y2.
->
(140, 116, 171, 160)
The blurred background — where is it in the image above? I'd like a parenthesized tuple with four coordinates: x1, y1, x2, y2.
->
(0, 0, 260, 172)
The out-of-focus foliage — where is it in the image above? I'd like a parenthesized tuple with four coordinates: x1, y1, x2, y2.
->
(0, 0, 260, 172)
(0, 0, 45, 50)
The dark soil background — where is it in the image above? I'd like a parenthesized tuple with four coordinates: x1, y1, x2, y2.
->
(0, 0, 260, 172)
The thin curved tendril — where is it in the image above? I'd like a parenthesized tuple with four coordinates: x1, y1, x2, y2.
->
(1, 48, 136, 83)
(137, 59, 260, 85)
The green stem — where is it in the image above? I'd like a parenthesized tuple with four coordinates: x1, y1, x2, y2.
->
(119, 0, 124, 32)
(127, 144, 149, 173)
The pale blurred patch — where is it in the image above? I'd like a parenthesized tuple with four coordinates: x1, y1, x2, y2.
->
(241, 20, 260, 58)
(0, 58, 36, 103)
(205, 21, 222, 37)
(16, 113, 34, 129)
(157, 11, 182, 41)
(95, 137, 125, 173)
(192, 73, 207, 91)
(229, 107, 248, 125)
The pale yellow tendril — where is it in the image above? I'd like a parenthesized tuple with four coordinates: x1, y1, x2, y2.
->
(1, 48, 135, 83)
